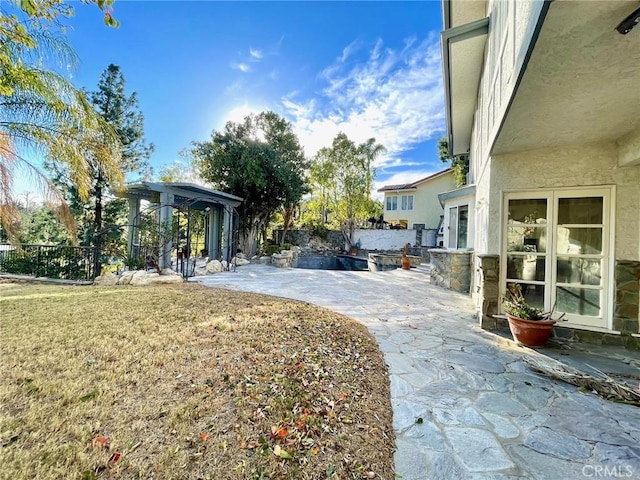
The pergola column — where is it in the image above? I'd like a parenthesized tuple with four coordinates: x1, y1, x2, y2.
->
(126, 196, 141, 258)
(158, 192, 174, 269)
(222, 207, 233, 262)
(206, 207, 221, 260)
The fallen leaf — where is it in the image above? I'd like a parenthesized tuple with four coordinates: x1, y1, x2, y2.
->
(199, 433, 209, 441)
(108, 452, 121, 463)
(273, 444, 292, 459)
(92, 436, 110, 449)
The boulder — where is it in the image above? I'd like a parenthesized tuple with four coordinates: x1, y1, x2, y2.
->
(129, 270, 183, 285)
(94, 271, 118, 286)
(235, 257, 250, 266)
(117, 270, 136, 285)
(259, 256, 272, 265)
(206, 259, 223, 274)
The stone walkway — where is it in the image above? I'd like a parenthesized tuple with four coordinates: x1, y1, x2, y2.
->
(193, 263, 640, 480)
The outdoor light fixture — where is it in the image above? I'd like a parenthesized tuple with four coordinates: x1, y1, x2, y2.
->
(615, 6, 640, 34)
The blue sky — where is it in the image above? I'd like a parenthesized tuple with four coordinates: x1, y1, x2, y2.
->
(20, 1, 448, 198)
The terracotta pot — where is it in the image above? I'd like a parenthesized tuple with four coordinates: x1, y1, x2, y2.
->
(401, 256, 411, 270)
(349, 247, 358, 256)
(506, 313, 556, 347)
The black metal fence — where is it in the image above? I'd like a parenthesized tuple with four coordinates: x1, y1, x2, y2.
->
(0, 244, 97, 281)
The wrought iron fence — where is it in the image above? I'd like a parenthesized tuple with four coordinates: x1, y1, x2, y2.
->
(0, 244, 97, 281)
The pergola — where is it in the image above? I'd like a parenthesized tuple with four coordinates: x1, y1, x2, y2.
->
(119, 182, 243, 270)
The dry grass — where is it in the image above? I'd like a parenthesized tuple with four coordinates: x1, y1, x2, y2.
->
(0, 282, 394, 480)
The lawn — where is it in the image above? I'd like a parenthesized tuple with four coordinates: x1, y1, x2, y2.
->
(0, 282, 394, 480)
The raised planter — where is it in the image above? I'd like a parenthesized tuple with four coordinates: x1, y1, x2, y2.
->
(367, 253, 421, 272)
(506, 314, 556, 348)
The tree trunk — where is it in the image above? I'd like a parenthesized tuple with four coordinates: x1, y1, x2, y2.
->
(238, 223, 260, 257)
(280, 203, 294, 247)
(93, 176, 103, 276)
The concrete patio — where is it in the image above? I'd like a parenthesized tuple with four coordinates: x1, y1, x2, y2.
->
(193, 263, 640, 480)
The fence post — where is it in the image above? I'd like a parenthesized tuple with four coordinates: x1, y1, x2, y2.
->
(35, 246, 42, 277)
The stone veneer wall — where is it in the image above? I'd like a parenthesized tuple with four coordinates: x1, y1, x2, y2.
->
(478, 255, 501, 329)
(613, 261, 640, 334)
(428, 249, 472, 294)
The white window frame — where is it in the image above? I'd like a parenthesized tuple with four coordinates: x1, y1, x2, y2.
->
(401, 195, 414, 211)
(386, 195, 397, 211)
(446, 204, 469, 249)
(501, 186, 615, 330)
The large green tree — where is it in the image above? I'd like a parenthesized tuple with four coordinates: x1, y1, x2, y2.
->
(193, 112, 307, 255)
(48, 64, 153, 251)
(309, 133, 384, 249)
(0, 0, 121, 244)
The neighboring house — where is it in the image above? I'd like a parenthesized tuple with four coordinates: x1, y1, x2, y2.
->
(378, 168, 455, 240)
(440, 0, 640, 345)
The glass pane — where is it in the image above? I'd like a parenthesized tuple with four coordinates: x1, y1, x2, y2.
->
(556, 287, 600, 316)
(458, 205, 468, 249)
(508, 199, 547, 224)
(558, 197, 603, 225)
(407, 196, 414, 210)
(507, 226, 547, 253)
(506, 255, 545, 281)
(556, 227, 602, 255)
(556, 257, 601, 286)
(448, 207, 457, 249)
(507, 282, 545, 310)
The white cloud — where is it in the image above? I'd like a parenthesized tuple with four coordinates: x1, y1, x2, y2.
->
(282, 33, 445, 167)
(230, 62, 251, 73)
(249, 48, 264, 59)
(340, 39, 362, 63)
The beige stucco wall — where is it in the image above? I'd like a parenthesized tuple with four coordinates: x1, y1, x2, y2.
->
(383, 171, 456, 229)
(482, 142, 640, 262)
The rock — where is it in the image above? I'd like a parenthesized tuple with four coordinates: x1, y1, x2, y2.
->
(94, 271, 118, 286)
(117, 270, 136, 285)
(235, 257, 250, 266)
(128, 270, 183, 285)
(206, 260, 222, 273)
(259, 256, 272, 265)
(236, 252, 246, 259)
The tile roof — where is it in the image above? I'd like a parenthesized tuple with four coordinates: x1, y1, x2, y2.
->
(377, 168, 452, 192)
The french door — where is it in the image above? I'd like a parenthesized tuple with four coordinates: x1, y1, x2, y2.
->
(503, 188, 612, 329)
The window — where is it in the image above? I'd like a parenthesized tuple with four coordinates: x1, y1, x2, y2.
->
(401, 195, 414, 211)
(502, 188, 612, 328)
(386, 196, 397, 211)
(447, 205, 468, 249)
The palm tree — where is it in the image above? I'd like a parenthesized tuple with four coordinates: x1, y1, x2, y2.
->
(0, 0, 122, 244)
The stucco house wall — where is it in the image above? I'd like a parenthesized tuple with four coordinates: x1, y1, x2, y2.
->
(443, 0, 640, 341)
(486, 143, 640, 262)
(381, 170, 456, 229)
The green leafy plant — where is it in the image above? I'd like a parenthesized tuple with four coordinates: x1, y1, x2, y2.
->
(503, 284, 546, 320)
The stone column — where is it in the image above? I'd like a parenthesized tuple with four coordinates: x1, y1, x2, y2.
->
(127, 196, 140, 258)
(613, 260, 640, 349)
(478, 254, 500, 330)
(158, 192, 174, 269)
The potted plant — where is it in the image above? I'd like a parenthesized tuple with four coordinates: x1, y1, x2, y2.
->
(401, 243, 411, 270)
(503, 283, 558, 347)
